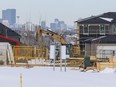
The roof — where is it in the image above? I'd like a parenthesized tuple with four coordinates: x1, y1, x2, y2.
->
(0, 35, 19, 45)
(76, 12, 116, 24)
(0, 23, 21, 37)
(100, 35, 116, 43)
(81, 35, 116, 44)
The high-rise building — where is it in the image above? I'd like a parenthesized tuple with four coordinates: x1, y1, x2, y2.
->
(60, 21, 67, 30)
(54, 19, 59, 30)
(50, 19, 68, 32)
(0, 19, 2, 23)
(2, 20, 9, 27)
(41, 21, 46, 29)
(24, 22, 35, 31)
(50, 23, 56, 31)
(2, 9, 16, 25)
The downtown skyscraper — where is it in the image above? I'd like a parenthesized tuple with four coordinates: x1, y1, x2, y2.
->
(2, 9, 16, 25)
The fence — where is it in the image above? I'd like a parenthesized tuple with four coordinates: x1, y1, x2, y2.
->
(13, 46, 49, 63)
(96, 58, 116, 70)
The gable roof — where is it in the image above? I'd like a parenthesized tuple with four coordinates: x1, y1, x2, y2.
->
(0, 23, 21, 37)
(76, 12, 116, 24)
(100, 12, 116, 19)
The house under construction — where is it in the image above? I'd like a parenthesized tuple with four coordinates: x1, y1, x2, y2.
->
(75, 12, 116, 58)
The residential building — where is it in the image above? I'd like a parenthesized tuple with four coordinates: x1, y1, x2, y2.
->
(0, 23, 21, 45)
(75, 12, 116, 57)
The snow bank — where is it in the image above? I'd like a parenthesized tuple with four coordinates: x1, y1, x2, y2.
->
(100, 68, 116, 74)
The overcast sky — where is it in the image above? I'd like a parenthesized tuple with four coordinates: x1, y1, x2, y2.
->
(0, 0, 116, 25)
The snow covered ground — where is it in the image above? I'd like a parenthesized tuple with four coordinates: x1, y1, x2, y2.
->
(0, 66, 116, 87)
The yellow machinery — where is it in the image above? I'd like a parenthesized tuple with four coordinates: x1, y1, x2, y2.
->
(36, 26, 80, 58)
(12, 26, 81, 66)
(36, 26, 66, 46)
(36, 26, 82, 67)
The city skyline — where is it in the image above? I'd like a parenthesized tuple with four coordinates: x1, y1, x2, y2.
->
(0, 0, 116, 25)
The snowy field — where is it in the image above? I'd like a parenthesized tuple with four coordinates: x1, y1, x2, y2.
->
(0, 66, 116, 87)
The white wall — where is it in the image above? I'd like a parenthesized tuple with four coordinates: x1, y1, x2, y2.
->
(0, 42, 14, 64)
(96, 45, 116, 58)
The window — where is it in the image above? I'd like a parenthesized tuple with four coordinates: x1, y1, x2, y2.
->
(83, 25, 89, 35)
(112, 25, 116, 34)
(99, 25, 105, 35)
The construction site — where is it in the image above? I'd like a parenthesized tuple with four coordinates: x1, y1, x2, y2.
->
(1, 0, 116, 87)
(1, 12, 116, 71)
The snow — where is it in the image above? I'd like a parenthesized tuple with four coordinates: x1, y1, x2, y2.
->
(100, 17, 113, 22)
(100, 68, 116, 74)
(0, 66, 116, 87)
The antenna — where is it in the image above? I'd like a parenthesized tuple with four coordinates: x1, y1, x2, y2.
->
(39, 15, 42, 26)
(17, 16, 20, 30)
